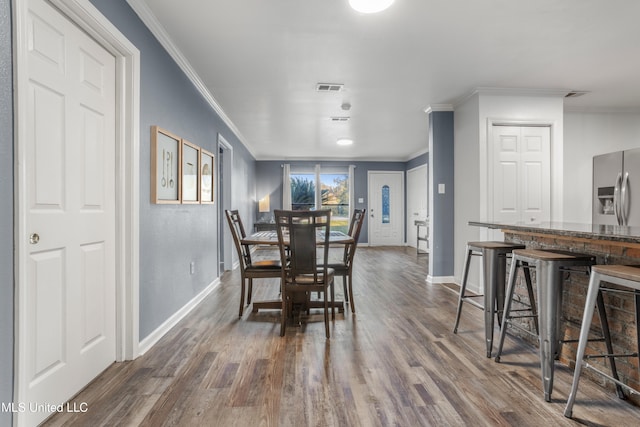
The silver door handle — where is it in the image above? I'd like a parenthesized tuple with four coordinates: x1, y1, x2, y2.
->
(614, 172, 623, 225)
(29, 233, 40, 244)
(621, 171, 630, 225)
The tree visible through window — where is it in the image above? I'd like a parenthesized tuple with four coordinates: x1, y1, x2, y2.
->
(290, 174, 315, 211)
(289, 169, 349, 234)
(320, 173, 349, 233)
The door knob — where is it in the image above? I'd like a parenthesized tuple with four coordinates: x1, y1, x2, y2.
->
(29, 233, 40, 244)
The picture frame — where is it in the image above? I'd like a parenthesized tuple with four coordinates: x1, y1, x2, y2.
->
(200, 149, 215, 204)
(181, 139, 200, 203)
(151, 126, 181, 204)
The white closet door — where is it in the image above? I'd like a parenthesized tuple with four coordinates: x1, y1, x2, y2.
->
(18, 1, 117, 425)
(492, 125, 550, 224)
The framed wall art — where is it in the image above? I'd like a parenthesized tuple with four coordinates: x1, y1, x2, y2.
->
(151, 126, 181, 204)
(200, 149, 215, 204)
(181, 139, 200, 203)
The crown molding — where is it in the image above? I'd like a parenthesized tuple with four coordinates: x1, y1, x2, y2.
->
(472, 87, 571, 98)
(451, 86, 572, 109)
(406, 147, 429, 161)
(423, 104, 454, 114)
(564, 105, 640, 114)
(126, 0, 253, 157)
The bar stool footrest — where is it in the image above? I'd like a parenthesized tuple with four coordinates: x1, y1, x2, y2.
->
(505, 314, 538, 319)
(459, 297, 484, 311)
(585, 352, 639, 359)
(583, 362, 638, 397)
(500, 321, 539, 339)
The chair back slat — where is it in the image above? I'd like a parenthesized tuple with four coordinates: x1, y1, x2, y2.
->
(225, 209, 252, 270)
(275, 209, 331, 285)
(342, 208, 366, 265)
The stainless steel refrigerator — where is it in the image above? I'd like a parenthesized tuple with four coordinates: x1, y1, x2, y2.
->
(593, 148, 640, 226)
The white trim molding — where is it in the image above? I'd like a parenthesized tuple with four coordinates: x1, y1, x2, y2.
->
(126, 0, 252, 157)
(424, 104, 454, 114)
(46, 0, 140, 361)
(426, 275, 456, 285)
(138, 279, 220, 355)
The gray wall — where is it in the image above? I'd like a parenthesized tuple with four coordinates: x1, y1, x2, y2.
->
(255, 159, 428, 244)
(0, 1, 13, 423)
(90, 0, 257, 339)
(429, 111, 455, 278)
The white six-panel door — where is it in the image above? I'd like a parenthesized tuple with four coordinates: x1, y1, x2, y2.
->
(492, 125, 550, 225)
(18, 1, 116, 425)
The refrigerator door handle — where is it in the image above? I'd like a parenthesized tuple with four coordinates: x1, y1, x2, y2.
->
(614, 172, 623, 225)
(621, 171, 630, 226)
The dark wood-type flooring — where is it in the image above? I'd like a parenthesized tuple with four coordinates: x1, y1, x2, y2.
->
(43, 247, 639, 426)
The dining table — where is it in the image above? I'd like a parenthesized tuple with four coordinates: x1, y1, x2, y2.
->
(241, 229, 354, 313)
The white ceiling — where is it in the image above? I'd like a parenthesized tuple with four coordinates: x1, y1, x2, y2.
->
(134, 0, 640, 161)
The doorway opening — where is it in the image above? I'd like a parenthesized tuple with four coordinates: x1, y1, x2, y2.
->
(217, 134, 233, 274)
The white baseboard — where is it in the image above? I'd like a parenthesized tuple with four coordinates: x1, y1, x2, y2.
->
(138, 277, 220, 355)
(426, 275, 456, 285)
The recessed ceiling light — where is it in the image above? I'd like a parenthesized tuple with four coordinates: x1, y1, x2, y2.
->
(349, 0, 394, 14)
(337, 138, 353, 146)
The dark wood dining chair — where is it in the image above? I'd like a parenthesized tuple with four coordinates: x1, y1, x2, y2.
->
(328, 208, 365, 313)
(225, 209, 281, 317)
(274, 209, 335, 338)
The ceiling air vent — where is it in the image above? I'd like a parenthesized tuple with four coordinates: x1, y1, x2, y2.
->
(330, 116, 350, 122)
(316, 83, 344, 92)
(565, 91, 589, 98)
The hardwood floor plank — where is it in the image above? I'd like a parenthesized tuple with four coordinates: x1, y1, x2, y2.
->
(41, 247, 639, 426)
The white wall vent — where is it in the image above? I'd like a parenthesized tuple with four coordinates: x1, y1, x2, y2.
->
(316, 83, 344, 92)
(330, 116, 350, 122)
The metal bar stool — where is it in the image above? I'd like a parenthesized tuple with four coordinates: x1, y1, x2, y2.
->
(453, 241, 533, 358)
(565, 265, 640, 418)
(495, 249, 622, 402)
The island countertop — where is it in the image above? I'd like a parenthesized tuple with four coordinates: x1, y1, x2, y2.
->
(469, 220, 640, 244)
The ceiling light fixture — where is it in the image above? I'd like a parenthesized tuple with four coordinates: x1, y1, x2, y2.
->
(337, 138, 354, 146)
(349, 0, 394, 14)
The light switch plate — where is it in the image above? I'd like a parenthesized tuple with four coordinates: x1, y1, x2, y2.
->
(438, 183, 445, 194)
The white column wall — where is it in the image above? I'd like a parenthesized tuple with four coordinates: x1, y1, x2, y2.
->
(453, 91, 565, 292)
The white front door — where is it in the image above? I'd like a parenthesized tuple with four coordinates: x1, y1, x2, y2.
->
(406, 164, 428, 250)
(18, 1, 116, 425)
(368, 171, 404, 246)
(492, 125, 551, 224)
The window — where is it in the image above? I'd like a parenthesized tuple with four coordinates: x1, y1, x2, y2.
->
(290, 173, 316, 211)
(320, 171, 349, 233)
(289, 165, 351, 234)
(382, 185, 390, 223)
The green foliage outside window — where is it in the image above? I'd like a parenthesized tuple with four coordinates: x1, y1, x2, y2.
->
(290, 172, 349, 233)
